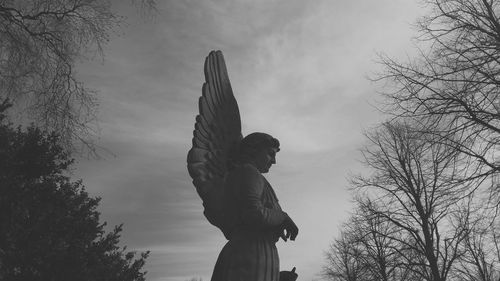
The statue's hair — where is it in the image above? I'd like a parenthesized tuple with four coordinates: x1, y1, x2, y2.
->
(238, 132, 280, 161)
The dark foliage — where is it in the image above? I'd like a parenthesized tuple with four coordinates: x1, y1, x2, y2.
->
(0, 101, 149, 281)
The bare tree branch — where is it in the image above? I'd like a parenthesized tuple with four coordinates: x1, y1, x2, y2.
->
(0, 0, 155, 156)
(376, 0, 500, 199)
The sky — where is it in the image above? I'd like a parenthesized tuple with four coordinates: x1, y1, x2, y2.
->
(75, 1, 425, 281)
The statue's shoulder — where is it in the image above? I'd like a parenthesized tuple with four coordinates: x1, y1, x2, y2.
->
(227, 163, 263, 184)
(232, 163, 260, 175)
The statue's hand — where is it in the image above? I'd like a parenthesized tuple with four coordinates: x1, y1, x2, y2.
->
(280, 215, 299, 241)
(279, 267, 298, 281)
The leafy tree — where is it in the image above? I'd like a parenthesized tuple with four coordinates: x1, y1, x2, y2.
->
(0, 100, 149, 281)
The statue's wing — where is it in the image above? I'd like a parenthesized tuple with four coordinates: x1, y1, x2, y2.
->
(187, 50, 242, 234)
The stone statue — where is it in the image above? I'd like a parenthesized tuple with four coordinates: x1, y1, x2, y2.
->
(187, 50, 299, 281)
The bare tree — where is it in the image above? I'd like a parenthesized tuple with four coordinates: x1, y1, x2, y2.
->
(352, 121, 477, 281)
(454, 199, 500, 281)
(352, 202, 421, 281)
(323, 230, 367, 281)
(377, 0, 500, 195)
(0, 0, 155, 154)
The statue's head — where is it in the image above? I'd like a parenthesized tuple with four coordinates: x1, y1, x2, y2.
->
(239, 132, 280, 173)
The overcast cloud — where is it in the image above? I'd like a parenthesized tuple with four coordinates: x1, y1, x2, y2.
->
(75, 1, 424, 281)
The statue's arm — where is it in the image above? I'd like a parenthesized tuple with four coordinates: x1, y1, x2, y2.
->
(237, 165, 288, 227)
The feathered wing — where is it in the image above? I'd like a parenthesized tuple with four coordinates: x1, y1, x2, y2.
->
(187, 50, 242, 237)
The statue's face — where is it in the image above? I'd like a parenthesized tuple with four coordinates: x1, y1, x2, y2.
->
(252, 146, 278, 173)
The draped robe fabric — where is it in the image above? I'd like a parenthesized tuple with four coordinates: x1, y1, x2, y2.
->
(210, 164, 287, 281)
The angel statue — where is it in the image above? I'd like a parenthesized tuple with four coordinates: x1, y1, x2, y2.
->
(187, 50, 299, 281)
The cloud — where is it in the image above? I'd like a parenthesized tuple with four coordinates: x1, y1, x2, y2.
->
(75, 1, 425, 281)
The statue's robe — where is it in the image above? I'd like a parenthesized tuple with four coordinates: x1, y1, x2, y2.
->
(211, 163, 287, 281)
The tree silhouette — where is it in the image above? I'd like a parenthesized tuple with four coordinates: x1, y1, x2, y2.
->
(0, 0, 155, 154)
(378, 0, 500, 197)
(0, 100, 149, 281)
(352, 121, 474, 281)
